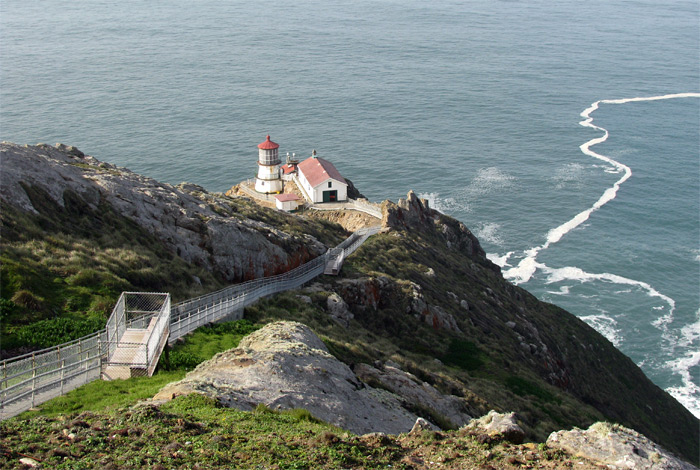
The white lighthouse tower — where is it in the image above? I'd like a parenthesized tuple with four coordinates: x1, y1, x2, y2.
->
(255, 135, 283, 194)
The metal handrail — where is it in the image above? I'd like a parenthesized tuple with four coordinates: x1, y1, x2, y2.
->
(0, 225, 380, 419)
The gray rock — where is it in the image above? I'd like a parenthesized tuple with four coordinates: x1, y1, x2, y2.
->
(354, 362, 471, 428)
(327, 292, 353, 327)
(410, 417, 439, 434)
(154, 321, 420, 435)
(464, 410, 525, 444)
(547, 422, 697, 470)
(19, 458, 39, 468)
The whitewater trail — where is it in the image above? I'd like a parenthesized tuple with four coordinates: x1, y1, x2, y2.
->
(501, 93, 700, 326)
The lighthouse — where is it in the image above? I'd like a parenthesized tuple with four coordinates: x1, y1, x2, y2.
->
(255, 135, 283, 194)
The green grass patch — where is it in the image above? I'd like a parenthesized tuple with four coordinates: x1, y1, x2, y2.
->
(22, 370, 186, 416)
(164, 319, 259, 370)
(505, 376, 560, 404)
(440, 338, 485, 371)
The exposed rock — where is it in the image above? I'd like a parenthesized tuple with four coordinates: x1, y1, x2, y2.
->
(547, 422, 697, 470)
(154, 321, 420, 435)
(0, 143, 327, 282)
(381, 190, 497, 273)
(424, 305, 462, 333)
(326, 293, 353, 327)
(335, 276, 390, 312)
(354, 362, 471, 428)
(410, 417, 439, 434)
(464, 410, 525, 444)
(404, 282, 461, 333)
(19, 457, 39, 468)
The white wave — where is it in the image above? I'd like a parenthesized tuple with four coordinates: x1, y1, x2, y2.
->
(476, 222, 505, 247)
(552, 162, 585, 190)
(502, 93, 700, 286)
(663, 310, 700, 417)
(580, 314, 622, 347)
(547, 285, 571, 296)
(418, 192, 464, 214)
(487, 251, 514, 268)
(541, 265, 676, 329)
(465, 167, 515, 197)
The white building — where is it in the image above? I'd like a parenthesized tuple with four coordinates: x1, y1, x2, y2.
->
(274, 193, 300, 212)
(297, 151, 348, 203)
(255, 135, 283, 194)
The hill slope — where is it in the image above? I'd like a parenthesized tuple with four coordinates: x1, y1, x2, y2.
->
(0, 142, 697, 464)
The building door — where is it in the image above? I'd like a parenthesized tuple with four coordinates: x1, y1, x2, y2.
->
(323, 190, 337, 203)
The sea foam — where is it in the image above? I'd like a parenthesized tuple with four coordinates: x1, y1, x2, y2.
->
(502, 93, 700, 287)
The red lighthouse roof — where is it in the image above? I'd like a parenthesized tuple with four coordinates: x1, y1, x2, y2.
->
(258, 135, 279, 150)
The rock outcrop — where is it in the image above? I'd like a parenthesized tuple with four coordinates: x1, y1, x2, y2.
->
(354, 361, 471, 428)
(155, 321, 421, 435)
(463, 410, 525, 444)
(547, 423, 697, 470)
(382, 190, 492, 264)
(0, 143, 327, 282)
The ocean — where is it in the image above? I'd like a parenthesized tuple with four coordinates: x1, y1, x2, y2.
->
(1, 0, 698, 416)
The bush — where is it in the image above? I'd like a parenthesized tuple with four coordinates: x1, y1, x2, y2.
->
(441, 338, 484, 371)
(14, 316, 105, 348)
(168, 350, 203, 370)
(11, 289, 44, 311)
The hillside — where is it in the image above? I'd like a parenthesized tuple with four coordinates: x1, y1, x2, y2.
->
(0, 142, 344, 354)
(0, 142, 697, 465)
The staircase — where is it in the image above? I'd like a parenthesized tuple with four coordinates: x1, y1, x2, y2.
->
(102, 293, 170, 380)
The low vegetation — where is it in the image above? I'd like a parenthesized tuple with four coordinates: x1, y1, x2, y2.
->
(2, 392, 605, 470)
(0, 197, 224, 356)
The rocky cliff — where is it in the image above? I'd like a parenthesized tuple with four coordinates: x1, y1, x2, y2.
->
(1, 142, 697, 465)
(0, 143, 334, 283)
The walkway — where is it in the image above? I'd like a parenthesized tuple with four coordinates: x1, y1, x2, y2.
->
(1, 223, 381, 419)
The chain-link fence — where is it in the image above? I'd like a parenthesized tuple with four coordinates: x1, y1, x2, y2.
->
(103, 293, 170, 373)
(1, 225, 380, 420)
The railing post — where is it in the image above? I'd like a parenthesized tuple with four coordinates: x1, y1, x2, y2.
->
(30, 353, 36, 408)
(60, 360, 65, 395)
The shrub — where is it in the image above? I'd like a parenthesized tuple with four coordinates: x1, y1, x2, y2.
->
(14, 316, 105, 348)
(441, 338, 484, 371)
(11, 289, 44, 311)
(168, 351, 203, 370)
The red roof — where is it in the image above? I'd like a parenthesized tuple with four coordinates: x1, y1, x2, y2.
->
(281, 163, 297, 175)
(275, 193, 300, 202)
(258, 135, 279, 150)
(298, 156, 347, 188)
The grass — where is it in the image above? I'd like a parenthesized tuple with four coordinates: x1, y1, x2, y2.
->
(20, 371, 188, 417)
(0, 392, 602, 470)
(18, 319, 257, 418)
(0, 196, 224, 354)
(163, 320, 259, 370)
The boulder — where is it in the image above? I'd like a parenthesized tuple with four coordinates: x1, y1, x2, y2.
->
(547, 422, 697, 470)
(409, 417, 439, 434)
(326, 292, 353, 327)
(154, 321, 419, 435)
(463, 410, 525, 444)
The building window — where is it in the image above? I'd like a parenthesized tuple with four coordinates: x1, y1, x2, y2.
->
(328, 181, 332, 188)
